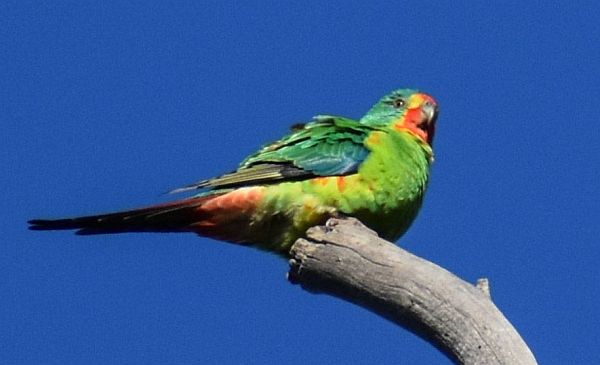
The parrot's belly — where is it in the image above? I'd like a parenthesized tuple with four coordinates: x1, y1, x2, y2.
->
(251, 174, 426, 252)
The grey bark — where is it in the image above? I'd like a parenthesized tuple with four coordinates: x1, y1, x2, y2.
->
(288, 217, 537, 365)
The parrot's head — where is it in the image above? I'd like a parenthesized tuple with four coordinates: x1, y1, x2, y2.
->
(361, 89, 438, 146)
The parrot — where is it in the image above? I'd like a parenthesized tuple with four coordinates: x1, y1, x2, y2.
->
(28, 89, 438, 254)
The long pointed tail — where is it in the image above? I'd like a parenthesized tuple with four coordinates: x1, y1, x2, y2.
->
(28, 196, 215, 235)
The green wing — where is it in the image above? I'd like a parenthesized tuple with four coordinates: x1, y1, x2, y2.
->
(171, 116, 378, 193)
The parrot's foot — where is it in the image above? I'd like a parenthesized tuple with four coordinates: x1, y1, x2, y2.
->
(325, 212, 352, 229)
(329, 211, 350, 220)
(324, 213, 379, 237)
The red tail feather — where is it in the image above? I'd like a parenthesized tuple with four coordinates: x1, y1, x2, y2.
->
(28, 187, 267, 243)
(28, 195, 219, 235)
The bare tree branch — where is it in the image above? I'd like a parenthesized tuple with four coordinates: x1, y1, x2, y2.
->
(288, 217, 537, 365)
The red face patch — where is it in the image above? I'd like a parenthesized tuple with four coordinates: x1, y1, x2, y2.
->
(394, 93, 437, 145)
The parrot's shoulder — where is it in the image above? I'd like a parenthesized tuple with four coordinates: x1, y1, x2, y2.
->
(242, 115, 377, 163)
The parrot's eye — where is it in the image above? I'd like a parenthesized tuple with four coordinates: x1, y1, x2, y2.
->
(392, 99, 405, 108)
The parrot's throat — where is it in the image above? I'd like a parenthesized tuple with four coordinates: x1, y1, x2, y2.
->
(394, 108, 434, 145)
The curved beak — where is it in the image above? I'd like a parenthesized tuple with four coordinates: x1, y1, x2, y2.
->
(422, 100, 439, 126)
(419, 98, 438, 148)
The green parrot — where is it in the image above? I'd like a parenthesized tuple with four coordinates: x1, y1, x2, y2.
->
(29, 89, 438, 254)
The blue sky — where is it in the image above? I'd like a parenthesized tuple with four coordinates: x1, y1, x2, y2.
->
(3, 2, 599, 364)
